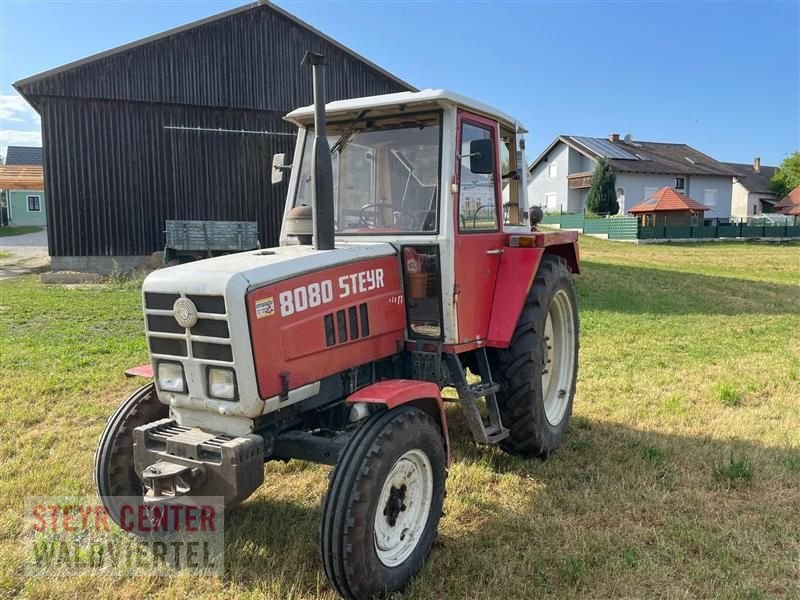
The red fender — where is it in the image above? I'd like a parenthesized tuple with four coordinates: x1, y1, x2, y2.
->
(125, 363, 153, 378)
(345, 379, 450, 463)
(487, 233, 580, 348)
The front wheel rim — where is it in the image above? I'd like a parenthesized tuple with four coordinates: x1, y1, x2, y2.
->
(541, 288, 576, 426)
(373, 448, 433, 567)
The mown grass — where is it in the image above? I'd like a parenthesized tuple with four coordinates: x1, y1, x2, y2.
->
(1, 237, 799, 598)
(0, 226, 43, 238)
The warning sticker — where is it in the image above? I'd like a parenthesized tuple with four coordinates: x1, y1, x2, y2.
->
(255, 297, 275, 319)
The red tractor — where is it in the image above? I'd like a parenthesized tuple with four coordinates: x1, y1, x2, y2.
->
(95, 53, 579, 599)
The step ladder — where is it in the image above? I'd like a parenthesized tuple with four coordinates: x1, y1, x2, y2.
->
(445, 349, 509, 444)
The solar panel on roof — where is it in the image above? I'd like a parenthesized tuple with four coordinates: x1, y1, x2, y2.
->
(571, 136, 639, 160)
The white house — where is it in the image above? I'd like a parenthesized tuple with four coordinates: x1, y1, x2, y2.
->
(724, 158, 779, 219)
(528, 134, 740, 221)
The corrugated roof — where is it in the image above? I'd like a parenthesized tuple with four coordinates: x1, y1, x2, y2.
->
(724, 161, 778, 194)
(5, 146, 43, 166)
(628, 187, 710, 213)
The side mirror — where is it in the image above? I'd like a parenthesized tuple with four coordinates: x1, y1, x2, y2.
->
(271, 153, 291, 185)
(468, 138, 495, 174)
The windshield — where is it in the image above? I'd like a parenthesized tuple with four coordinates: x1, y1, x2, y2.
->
(294, 112, 441, 234)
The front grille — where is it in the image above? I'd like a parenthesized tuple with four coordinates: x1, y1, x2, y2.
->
(192, 318, 229, 338)
(147, 314, 185, 334)
(149, 337, 187, 357)
(187, 295, 226, 314)
(193, 341, 233, 362)
(145, 292, 180, 310)
(144, 293, 234, 365)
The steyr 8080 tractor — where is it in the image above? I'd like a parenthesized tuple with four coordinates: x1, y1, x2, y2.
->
(95, 53, 579, 599)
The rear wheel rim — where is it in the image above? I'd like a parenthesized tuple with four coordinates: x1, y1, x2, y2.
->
(541, 288, 576, 426)
(373, 449, 433, 567)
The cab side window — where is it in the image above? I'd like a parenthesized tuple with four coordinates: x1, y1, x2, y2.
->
(458, 122, 498, 231)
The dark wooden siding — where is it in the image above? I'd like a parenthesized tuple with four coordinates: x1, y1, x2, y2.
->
(19, 4, 411, 257)
(20, 6, 405, 113)
(40, 97, 299, 256)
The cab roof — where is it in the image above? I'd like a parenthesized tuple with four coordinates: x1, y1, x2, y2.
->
(285, 88, 526, 133)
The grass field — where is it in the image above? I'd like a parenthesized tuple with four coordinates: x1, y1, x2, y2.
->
(1, 237, 799, 599)
(0, 226, 43, 238)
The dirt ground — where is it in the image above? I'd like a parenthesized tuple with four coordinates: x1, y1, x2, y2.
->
(0, 229, 50, 279)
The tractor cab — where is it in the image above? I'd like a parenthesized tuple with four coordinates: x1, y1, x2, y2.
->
(276, 90, 571, 349)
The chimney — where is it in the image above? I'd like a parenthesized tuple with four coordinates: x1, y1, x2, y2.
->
(608, 133, 620, 143)
(753, 157, 761, 174)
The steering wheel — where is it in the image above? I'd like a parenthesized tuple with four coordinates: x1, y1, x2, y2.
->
(472, 204, 495, 228)
(358, 203, 418, 229)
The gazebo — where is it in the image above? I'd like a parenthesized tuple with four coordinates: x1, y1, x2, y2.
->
(628, 187, 710, 227)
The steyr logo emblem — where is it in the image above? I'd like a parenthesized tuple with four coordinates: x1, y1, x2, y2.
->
(173, 297, 199, 328)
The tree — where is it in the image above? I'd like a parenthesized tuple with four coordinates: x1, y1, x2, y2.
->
(770, 152, 800, 199)
(586, 156, 619, 215)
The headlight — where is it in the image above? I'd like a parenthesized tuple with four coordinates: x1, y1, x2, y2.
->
(208, 367, 236, 400)
(157, 362, 185, 393)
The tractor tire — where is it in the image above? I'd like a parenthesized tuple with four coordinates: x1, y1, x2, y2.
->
(489, 254, 579, 458)
(94, 382, 168, 528)
(320, 406, 447, 600)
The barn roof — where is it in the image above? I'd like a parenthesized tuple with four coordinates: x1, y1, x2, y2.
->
(14, 2, 415, 111)
(628, 187, 710, 213)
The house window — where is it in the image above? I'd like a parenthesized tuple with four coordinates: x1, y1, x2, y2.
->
(675, 177, 685, 190)
(704, 189, 717, 207)
(27, 195, 41, 212)
(548, 162, 558, 178)
(544, 192, 558, 211)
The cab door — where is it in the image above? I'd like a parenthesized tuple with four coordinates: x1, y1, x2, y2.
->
(453, 111, 505, 345)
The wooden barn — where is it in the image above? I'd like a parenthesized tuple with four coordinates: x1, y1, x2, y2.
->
(14, 2, 413, 272)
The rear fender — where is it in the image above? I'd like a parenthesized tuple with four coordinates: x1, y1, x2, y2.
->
(345, 380, 450, 463)
(486, 234, 580, 348)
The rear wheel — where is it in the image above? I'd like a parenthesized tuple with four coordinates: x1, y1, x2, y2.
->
(489, 255, 579, 457)
(320, 406, 447, 599)
(94, 383, 168, 527)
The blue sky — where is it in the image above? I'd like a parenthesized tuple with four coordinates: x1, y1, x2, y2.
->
(0, 0, 798, 165)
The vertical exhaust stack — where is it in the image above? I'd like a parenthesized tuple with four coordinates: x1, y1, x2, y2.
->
(302, 51, 335, 251)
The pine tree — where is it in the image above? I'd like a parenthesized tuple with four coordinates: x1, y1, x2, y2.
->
(586, 157, 619, 215)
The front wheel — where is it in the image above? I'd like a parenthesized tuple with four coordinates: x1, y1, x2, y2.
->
(94, 383, 168, 527)
(320, 406, 447, 599)
(489, 254, 579, 457)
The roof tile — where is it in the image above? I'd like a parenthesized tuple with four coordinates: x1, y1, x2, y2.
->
(628, 187, 710, 213)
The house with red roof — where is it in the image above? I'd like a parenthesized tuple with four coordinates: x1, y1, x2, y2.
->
(627, 187, 710, 227)
(774, 185, 800, 216)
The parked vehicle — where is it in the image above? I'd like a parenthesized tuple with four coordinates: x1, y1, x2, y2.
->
(95, 53, 580, 600)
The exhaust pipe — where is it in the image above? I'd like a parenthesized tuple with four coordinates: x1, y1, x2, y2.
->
(302, 51, 335, 251)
